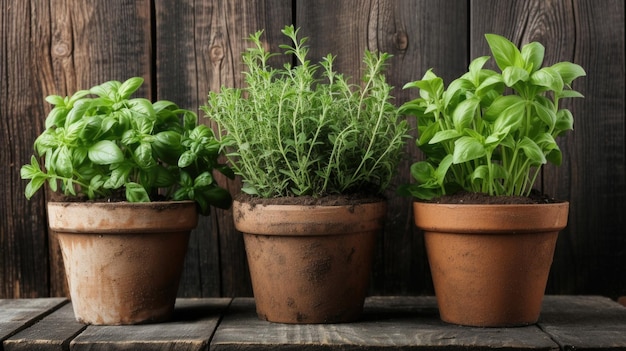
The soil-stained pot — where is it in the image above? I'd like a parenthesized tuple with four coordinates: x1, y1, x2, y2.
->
(47, 201, 198, 325)
(234, 199, 386, 324)
(414, 201, 569, 327)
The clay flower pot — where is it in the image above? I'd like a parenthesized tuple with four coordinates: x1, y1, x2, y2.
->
(414, 201, 569, 327)
(234, 199, 386, 324)
(47, 201, 198, 325)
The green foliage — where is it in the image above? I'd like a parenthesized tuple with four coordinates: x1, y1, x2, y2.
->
(202, 25, 409, 198)
(21, 77, 234, 215)
(400, 34, 586, 200)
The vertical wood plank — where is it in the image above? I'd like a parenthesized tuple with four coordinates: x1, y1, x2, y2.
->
(470, 0, 626, 298)
(155, 0, 293, 297)
(296, 0, 468, 295)
(1, 0, 51, 298)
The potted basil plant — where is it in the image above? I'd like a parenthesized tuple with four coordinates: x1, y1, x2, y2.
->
(202, 25, 409, 323)
(21, 77, 233, 325)
(399, 33, 586, 327)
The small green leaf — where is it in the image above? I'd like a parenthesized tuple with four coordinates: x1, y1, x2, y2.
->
(410, 161, 435, 184)
(555, 109, 574, 133)
(453, 136, 486, 164)
(194, 172, 214, 187)
(492, 99, 525, 135)
(430, 130, 462, 144)
(178, 150, 196, 168)
(502, 66, 529, 87)
(483, 95, 524, 123)
(54, 146, 73, 177)
(520, 41, 545, 73)
(45, 94, 65, 106)
(452, 98, 480, 131)
(518, 137, 546, 165)
(118, 77, 144, 99)
(24, 176, 46, 200)
(530, 67, 563, 93)
(551, 62, 586, 85)
(485, 33, 522, 71)
(125, 182, 150, 202)
(20, 156, 41, 179)
(433, 155, 454, 186)
(129, 98, 156, 121)
(45, 107, 69, 129)
(88, 140, 124, 165)
(90, 80, 121, 101)
(134, 142, 156, 169)
(533, 100, 557, 130)
(104, 164, 130, 189)
(467, 56, 491, 84)
(65, 99, 92, 128)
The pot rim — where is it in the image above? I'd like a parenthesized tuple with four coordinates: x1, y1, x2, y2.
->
(233, 199, 387, 236)
(413, 201, 569, 234)
(47, 200, 198, 234)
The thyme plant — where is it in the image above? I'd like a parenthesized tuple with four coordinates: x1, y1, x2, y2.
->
(203, 25, 408, 198)
(21, 77, 233, 214)
(400, 34, 586, 200)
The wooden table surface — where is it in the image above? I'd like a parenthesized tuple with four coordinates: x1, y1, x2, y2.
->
(1, 296, 625, 350)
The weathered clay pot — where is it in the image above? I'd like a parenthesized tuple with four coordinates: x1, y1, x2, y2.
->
(234, 199, 386, 324)
(414, 201, 569, 327)
(47, 201, 198, 325)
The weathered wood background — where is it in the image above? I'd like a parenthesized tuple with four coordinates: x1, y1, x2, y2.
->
(1, 0, 624, 299)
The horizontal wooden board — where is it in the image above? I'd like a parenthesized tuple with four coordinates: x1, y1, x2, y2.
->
(210, 296, 559, 350)
(0, 298, 67, 344)
(69, 298, 231, 351)
(4, 303, 85, 351)
(538, 295, 626, 350)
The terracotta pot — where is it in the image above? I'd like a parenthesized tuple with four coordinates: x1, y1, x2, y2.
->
(414, 201, 569, 327)
(47, 201, 198, 325)
(234, 199, 386, 324)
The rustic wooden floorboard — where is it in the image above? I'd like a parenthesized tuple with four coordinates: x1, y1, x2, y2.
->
(210, 297, 559, 350)
(4, 303, 85, 351)
(2, 296, 626, 350)
(0, 298, 67, 346)
(68, 298, 230, 351)
(538, 295, 626, 350)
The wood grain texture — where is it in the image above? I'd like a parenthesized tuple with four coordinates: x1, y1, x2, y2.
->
(0, 298, 67, 344)
(69, 298, 230, 351)
(539, 295, 626, 350)
(470, 0, 626, 299)
(4, 303, 85, 351)
(0, 0, 50, 298)
(210, 297, 559, 350)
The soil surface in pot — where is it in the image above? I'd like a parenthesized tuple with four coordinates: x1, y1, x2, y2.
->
(235, 193, 384, 206)
(428, 190, 561, 205)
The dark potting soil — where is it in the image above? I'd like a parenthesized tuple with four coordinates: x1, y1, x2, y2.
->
(427, 189, 561, 205)
(235, 193, 385, 206)
(236, 189, 561, 206)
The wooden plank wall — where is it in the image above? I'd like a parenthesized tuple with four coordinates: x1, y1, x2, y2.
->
(1, 0, 624, 299)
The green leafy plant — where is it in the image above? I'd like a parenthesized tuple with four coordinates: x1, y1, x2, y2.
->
(202, 25, 409, 198)
(21, 77, 233, 214)
(399, 33, 586, 200)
